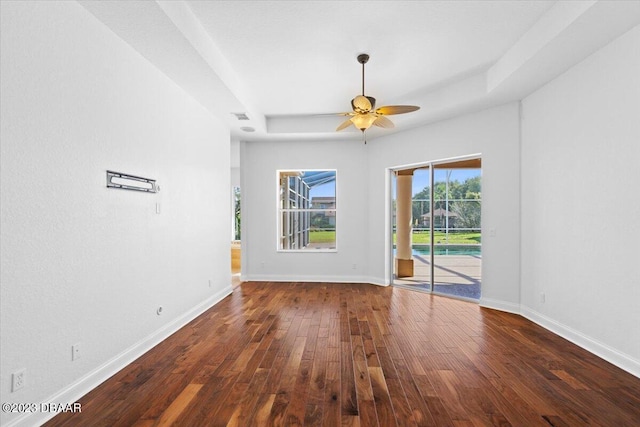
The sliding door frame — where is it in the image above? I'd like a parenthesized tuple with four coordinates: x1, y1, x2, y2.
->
(387, 153, 482, 297)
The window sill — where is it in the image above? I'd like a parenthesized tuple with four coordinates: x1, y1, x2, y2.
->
(277, 248, 337, 253)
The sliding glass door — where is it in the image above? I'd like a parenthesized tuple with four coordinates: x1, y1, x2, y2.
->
(391, 157, 482, 301)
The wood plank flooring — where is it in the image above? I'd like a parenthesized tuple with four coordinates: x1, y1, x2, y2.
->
(46, 282, 640, 426)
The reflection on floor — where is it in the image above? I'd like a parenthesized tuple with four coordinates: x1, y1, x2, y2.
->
(232, 273, 242, 288)
(231, 241, 242, 288)
(394, 254, 481, 300)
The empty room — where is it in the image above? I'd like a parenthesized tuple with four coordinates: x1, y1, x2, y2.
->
(1, 1, 639, 426)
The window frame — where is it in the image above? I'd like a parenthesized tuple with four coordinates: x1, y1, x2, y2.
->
(276, 169, 337, 252)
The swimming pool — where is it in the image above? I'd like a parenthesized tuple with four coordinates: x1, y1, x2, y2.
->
(411, 245, 481, 256)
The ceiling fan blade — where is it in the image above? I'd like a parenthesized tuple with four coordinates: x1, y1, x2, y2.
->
(336, 118, 354, 131)
(352, 95, 372, 113)
(373, 115, 394, 129)
(375, 105, 420, 115)
(314, 112, 353, 116)
(333, 54, 420, 137)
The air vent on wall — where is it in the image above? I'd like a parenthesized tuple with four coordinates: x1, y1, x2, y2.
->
(232, 112, 250, 120)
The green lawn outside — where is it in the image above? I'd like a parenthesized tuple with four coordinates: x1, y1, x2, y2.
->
(395, 231, 481, 245)
(309, 230, 336, 243)
(308, 230, 480, 245)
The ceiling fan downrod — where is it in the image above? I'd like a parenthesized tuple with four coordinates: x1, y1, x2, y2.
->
(334, 52, 419, 141)
(357, 53, 369, 95)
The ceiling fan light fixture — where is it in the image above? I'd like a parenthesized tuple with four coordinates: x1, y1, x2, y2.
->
(351, 113, 378, 131)
(332, 53, 420, 141)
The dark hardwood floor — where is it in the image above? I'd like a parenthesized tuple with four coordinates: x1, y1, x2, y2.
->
(46, 282, 640, 426)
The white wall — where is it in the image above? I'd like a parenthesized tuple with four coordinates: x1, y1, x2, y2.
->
(0, 2, 231, 425)
(239, 27, 640, 378)
(241, 139, 370, 282)
(241, 103, 521, 301)
(367, 104, 522, 307)
(521, 25, 640, 376)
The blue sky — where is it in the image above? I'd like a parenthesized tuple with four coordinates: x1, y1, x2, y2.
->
(310, 181, 335, 198)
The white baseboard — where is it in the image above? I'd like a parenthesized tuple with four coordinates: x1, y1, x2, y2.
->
(366, 277, 390, 287)
(521, 306, 640, 379)
(480, 297, 639, 379)
(6, 286, 232, 427)
(479, 297, 521, 314)
(9, 286, 636, 427)
(242, 274, 380, 284)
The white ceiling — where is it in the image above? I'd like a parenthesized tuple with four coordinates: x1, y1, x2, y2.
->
(187, 0, 554, 115)
(80, 0, 640, 142)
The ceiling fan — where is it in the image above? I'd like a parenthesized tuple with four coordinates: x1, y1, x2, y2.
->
(336, 53, 420, 142)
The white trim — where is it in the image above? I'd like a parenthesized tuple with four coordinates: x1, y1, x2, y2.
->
(241, 276, 639, 379)
(386, 154, 483, 289)
(479, 297, 521, 314)
(521, 306, 640, 379)
(388, 152, 483, 173)
(384, 167, 394, 285)
(243, 275, 386, 286)
(276, 169, 338, 252)
(277, 248, 338, 254)
(479, 297, 639, 379)
(11, 284, 635, 427)
(5, 286, 233, 427)
(367, 279, 390, 287)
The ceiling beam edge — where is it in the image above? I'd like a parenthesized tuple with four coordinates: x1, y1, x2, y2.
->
(487, 0, 597, 93)
(156, 1, 266, 133)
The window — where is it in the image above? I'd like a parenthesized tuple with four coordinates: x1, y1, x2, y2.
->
(278, 170, 336, 251)
(233, 186, 241, 241)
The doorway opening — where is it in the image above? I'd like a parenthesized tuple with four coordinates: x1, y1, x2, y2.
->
(231, 186, 241, 287)
(390, 156, 481, 301)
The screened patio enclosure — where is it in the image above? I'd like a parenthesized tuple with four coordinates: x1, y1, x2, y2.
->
(278, 170, 336, 251)
(392, 157, 482, 301)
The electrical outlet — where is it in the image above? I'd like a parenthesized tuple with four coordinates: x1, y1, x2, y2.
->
(540, 292, 546, 303)
(12, 369, 25, 392)
(352, 263, 357, 270)
(72, 343, 81, 361)
(208, 279, 212, 288)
